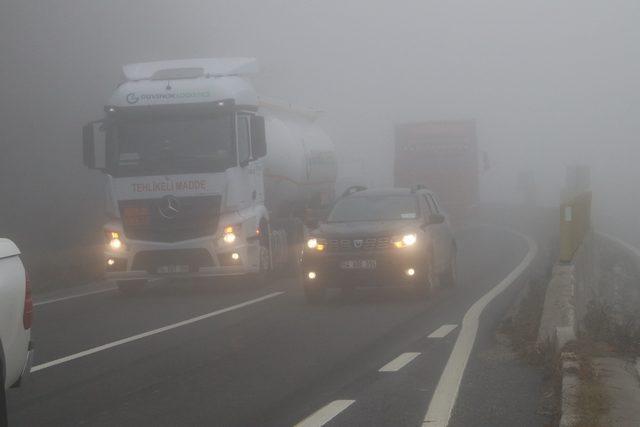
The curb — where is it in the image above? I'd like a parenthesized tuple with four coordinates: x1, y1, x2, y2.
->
(538, 261, 580, 426)
(559, 355, 580, 427)
(537, 264, 577, 352)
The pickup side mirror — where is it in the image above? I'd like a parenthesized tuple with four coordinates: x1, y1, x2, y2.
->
(428, 213, 445, 225)
(251, 116, 267, 159)
(82, 122, 96, 169)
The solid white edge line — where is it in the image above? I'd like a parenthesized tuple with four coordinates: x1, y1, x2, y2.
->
(596, 231, 640, 258)
(428, 325, 458, 339)
(34, 287, 117, 307)
(294, 400, 356, 427)
(31, 291, 284, 373)
(423, 231, 537, 427)
(379, 352, 421, 372)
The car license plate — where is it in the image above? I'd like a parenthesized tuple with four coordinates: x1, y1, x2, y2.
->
(340, 260, 377, 270)
(157, 265, 190, 274)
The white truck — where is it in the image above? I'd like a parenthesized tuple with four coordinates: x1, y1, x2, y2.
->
(1, 238, 33, 424)
(82, 58, 337, 293)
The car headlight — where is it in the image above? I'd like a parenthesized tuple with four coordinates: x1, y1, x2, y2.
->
(393, 233, 417, 248)
(306, 238, 325, 251)
(223, 225, 237, 244)
(106, 231, 123, 250)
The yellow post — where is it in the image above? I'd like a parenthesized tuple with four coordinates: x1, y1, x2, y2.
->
(559, 191, 591, 262)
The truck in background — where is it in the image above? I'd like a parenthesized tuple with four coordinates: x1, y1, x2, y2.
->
(82, 58, 337, 293)
(394, 120, 478, 223)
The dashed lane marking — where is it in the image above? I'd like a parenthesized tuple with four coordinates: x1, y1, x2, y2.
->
(428, 324, 458, 339)
(379, 352, 421, 372)
(295, 400, 356, 427)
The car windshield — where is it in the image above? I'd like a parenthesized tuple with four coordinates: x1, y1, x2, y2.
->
(327, 195, 419, 222)
(109, 114, 234, 177)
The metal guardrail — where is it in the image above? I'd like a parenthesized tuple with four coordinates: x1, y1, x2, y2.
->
(559, 191, 592, 262)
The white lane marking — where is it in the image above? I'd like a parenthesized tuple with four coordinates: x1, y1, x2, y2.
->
(423, 231, 537, 427)
(596, 231, 640, 258)
(428, 325, 458, 339)
(379, 352, 421, 372)
(31, 292, 284, 373)
(295, 400, 356, 427)
(34, 287, 117, 307)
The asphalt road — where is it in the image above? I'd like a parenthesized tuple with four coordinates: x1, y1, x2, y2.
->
(6, 225, 546, 426)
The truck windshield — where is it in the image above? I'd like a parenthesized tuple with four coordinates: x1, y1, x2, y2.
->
(327, 195, 419, 222)
(109, 114, 234, 177)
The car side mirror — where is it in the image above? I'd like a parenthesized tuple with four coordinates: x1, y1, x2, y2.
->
(82, 122, 96, 169)
(428, 213, 445, 225)
(251, 116, 267, 159)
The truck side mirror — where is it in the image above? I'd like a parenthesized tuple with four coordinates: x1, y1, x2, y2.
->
(83, 121, 107, 170)
(251, 116, 267, 159)
(82, 122, 96, 169)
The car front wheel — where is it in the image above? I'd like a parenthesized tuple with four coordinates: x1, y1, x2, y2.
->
(416, 255, 439, 298)
(442, 247, 457, 287)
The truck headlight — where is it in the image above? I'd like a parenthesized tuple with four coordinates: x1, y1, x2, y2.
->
(307, 238, 325, 251)
(223, 225, 237, 244)
(393, 233, 417, 248)
(106, 231, 123, 250)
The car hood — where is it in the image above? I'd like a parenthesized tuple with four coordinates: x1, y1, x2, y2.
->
(314, 220, 421, 238)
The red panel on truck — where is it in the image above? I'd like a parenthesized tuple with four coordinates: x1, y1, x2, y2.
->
(394, 120, 478, 221)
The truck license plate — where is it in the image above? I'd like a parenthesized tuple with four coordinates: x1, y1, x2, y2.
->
(157, 265, 190, 274)
(340, 260, 377, 270)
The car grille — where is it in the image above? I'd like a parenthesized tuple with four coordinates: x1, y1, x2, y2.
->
(119, 195, 221, 243)
(327, 237, 392, 252)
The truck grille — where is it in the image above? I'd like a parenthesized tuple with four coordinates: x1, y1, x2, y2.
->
(119, 195, 221, 243)
(327, 237, 391, 252)
(131, 249, 214, 274)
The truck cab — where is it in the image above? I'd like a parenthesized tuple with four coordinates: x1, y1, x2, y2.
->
(83, 58, 336, 293)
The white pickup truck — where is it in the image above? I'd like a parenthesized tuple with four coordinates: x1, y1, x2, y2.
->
(0, 238, 33, 425)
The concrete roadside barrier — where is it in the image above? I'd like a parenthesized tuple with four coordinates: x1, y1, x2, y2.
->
(537, 264, 577, 352)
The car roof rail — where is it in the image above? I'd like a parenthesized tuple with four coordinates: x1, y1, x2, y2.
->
(341, 185, 367, 198)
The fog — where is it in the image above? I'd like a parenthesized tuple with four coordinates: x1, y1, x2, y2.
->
(1, 0, 639, 280)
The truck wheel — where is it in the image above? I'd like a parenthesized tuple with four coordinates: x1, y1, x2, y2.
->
(1, 369, 7, 427)
(251, 244, 270, 287)
(116, 280, 147, 296)
(442, 248, 457, 287)
(304, 282, 326, 304)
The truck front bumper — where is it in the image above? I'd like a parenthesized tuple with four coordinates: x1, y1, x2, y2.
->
(104, 237, 260, 282)
(106, 265, 250, 281)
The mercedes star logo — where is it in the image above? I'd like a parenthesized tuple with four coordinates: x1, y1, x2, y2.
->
(353, 239, 364, 248)
(158, 195, 181, 220)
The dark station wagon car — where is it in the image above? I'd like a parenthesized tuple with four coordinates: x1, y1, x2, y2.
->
(301, 187, 457, 302)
